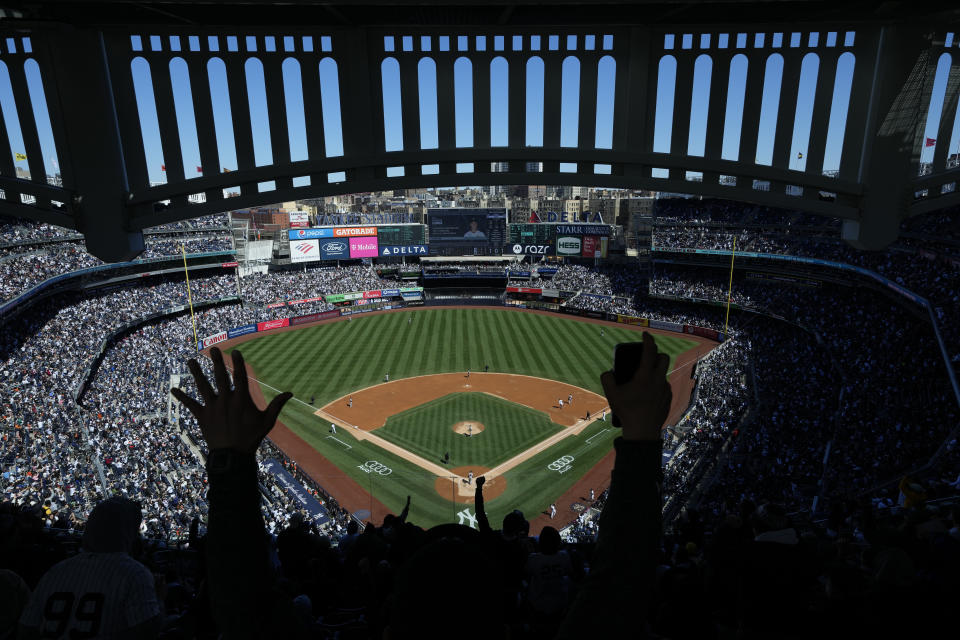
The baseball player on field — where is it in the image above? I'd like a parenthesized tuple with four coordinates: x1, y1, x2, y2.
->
(330, 423, 337, 434)
(348, 396, 353, 408)
(19, 497, 161, 639)
(567, 393, 573, 404)
(550, 503, 557, 519)
(558, 399, 564, 409)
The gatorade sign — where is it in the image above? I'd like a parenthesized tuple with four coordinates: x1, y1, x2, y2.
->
(557, 236, 582, 255)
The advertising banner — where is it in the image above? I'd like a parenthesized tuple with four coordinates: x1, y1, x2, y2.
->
(405, 299, 425, 306)
(266, 302, 287, 309)
(344, 292, 364, 301)
(363, 290, 382, 299)
(221, 261, 239, 268)
(508, 243, 552, 255)
(288, 211, 310, 228)
(649, 319, 684, 332)
(334, 226, 377, 238)
(290, 309, 340, 325)
(400, 287, 424, 293)
(557, 236, 582, 255)
(381, 289, 400, 297)
(616, 314, 649, 327)
(290, 239, 321, 263)
(583, 310, 605, 319)
(199, 331, 228, 349)
(227, 324, 258, 339)
(581, 235, 598, 257)
(325, 293, 345, 304)
(541, 288, 560, 298)
(349, 236, 379, 258)
(287, 296, 326, 306)
(289, 228, 333, 240)
(506, 286, 543, 294)
(261, 460, 330, 524)
(379, 244, 428, 256)
(318, 238, 350, 260)
(684, 325, 721, 341)
(556, 224, 611, 236)
(257, 318, 290, 332)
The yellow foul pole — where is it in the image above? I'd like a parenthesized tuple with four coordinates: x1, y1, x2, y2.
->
(723, 236, 736, 337)
(182, 244, 199, 351)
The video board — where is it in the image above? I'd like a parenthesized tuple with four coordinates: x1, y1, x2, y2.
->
(507, 223, 611, 258)
(427, 208, 507, 255)
(376, 224, 426, 247)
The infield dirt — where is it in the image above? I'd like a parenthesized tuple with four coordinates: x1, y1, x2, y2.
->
(213, 306, 716, 525)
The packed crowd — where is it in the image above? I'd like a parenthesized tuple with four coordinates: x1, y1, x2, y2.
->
(650, 198, 960, 366)
(0, 225, 234, 304)
(242, 265, 404, 305)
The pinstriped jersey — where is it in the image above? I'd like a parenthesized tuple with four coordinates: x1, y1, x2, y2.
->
(19, 552, 160, 639)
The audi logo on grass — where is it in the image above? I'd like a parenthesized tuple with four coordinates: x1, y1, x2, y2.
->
(358, 460, 393, 475)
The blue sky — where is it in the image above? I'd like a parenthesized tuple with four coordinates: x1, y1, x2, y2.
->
(0, 32, 959, 190)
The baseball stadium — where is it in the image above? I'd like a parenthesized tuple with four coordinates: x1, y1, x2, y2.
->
(1, 1, 959, 639)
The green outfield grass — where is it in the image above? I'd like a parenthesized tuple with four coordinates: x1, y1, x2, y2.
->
(375, 392, 564, 469)
(229, 308, 699, 528)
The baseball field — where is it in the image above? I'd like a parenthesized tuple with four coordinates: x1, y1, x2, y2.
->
(222, 307, 712, 530)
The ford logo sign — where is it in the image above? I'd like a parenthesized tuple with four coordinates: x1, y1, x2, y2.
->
(324, 241, 347, 251)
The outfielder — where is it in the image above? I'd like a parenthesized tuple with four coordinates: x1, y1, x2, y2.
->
(330, 423, 337, 434)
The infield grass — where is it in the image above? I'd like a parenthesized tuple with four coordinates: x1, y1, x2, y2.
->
(375, 392, 563, 468)
(230, 308, 699, 527)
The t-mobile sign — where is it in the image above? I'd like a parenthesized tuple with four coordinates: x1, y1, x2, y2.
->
(349, 236, 379, 258)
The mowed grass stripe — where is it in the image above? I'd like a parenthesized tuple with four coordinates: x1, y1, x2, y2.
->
(236, 309, 700, 408)
(376, 392, 563, 468)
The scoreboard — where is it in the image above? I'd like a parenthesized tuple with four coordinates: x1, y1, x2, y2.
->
(508, 223, 612, 257)
(508, 224, 556, 246)
(377, 224, 426, 246)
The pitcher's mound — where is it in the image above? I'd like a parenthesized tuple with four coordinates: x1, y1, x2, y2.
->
(452, 421, 485, 435)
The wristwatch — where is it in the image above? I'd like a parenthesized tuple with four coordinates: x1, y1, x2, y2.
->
(207, 449, 242, 474)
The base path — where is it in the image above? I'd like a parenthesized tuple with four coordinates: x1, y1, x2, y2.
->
(322, 372, 608, 431)
(205, 306, 717, 528)
(242, 363, 395, 524)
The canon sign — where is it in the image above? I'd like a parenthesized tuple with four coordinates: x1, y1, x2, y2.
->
(557, 237, 582, 255)
(511, 244, 550, 255)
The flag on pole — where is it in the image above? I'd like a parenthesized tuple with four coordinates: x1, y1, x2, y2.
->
(925, 137, 937, 147)
(161, 164, 166, 171)
(14, 153, 26, 161)
(196, 166, 202, 173)
(797, 151, 803, 159)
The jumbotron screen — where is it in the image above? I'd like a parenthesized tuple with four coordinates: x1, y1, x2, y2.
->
(426, 208, 507, 255)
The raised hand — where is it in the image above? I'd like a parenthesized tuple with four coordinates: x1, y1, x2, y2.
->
(600, 332, 672, 442)
(171, 346, 293, 453)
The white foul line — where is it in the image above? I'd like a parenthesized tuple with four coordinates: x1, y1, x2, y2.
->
(326, 436, 353, 450)
(585, 428, 612, 444)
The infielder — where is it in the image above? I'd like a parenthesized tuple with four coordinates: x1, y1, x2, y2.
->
(558, 399, 564, 409)
(601, 409, 607, 421)
(550, 503, 557, 519)
(348, 396, 353, 408)
(567, 393, 573, 404)
(468, 470, 474, 484)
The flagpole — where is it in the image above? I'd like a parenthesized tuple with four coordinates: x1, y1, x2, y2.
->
(723, 236, 736, 337)
(182, 243, 199, 351)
